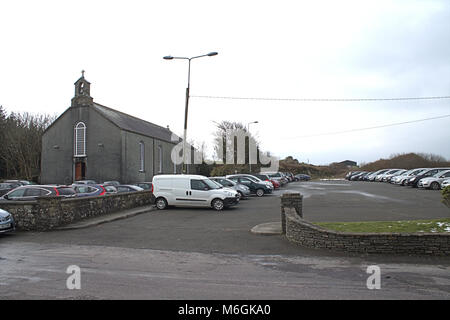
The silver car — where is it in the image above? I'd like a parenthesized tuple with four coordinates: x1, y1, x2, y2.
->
(0, 208, 15, 234)
(376, 169, 401, 182)
(209, 177, 251, 199)
(367, 169, 390, 181)
(382, 169, 406, 182)
(392, 168, 427, 186)
(442, 179, 450, 189)
(418, 170, 450, 190)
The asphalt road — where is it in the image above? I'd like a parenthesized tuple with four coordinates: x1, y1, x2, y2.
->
(1, 180, 449, 299)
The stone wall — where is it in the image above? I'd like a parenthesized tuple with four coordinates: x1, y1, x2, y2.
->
(282, 212, 450, 256)
(280, 192, 303, 235)
(0, 191, 155, 231)
(280, 192, 450, 256)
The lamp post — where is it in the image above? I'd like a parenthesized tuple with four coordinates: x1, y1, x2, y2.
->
(163, 52, 218, 173)
(247, 121, 258, 173)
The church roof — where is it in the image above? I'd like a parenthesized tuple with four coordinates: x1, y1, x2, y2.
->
(92, 103, 181, 144)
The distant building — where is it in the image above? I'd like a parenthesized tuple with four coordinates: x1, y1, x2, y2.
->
(338, 160, 357, 167)
(41, 74, 184, 184)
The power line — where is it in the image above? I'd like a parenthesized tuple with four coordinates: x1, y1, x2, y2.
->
(283, 114, 450, 139)
(191, 95, 450, 102)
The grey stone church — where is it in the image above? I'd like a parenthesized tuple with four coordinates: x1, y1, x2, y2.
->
(41, 74, 182, 184)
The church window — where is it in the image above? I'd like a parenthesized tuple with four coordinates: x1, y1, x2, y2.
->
(74, 122, 86, 157)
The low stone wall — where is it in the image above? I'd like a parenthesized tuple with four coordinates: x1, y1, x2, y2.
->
(279, 192, 450, 255)
(280, 193, 303, 234)
(0, 191, 155, 231)
(283, 212, 450, 256)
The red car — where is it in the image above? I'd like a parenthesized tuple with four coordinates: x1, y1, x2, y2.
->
(270, 179, 280, 189)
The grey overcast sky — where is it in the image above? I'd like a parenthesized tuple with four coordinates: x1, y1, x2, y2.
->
(1, 0, 449, 165)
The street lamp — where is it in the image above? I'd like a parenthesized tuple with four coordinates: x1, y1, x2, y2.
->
(164, 52, 218, 174)
(247, 121, 258, 173)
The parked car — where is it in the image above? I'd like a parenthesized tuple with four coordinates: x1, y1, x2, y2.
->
(0, 208, 15, 234)
(375, 169, 400, 182)
(0, 185, 76, 201)
(442, 179, 450, 189)
(152, 174, 240, 211)
(360, 172, 374, 181)
(0, 182, 20, 197)
(406, 168, 450, 188)
(74, 180, 97, 185)
(116, 185, 144, 193)
(350, 171, 367, 181)
(269, 179, 281, 189)
(382, 169, 406, 182)
(3, 180, 36, 186)
(345, 171, 354, 180)
(356, 172, 372, 181)
(133, 182, 153, 191)
(418, 170, 450, 190)
(104, 185, 118, 194)
(226, 175, 272, 197)
(226, 174, 274, 190)
(209, 177, 251, 199)
(71, 184, 106, 197)
(391, 168, 427, 186)
(103, 181, 120, 186)
(261, 172, 287, 186)
(295, 174, 311, 181)
(367, 169, 390, 182)
(283, 172, 294, 182)
(347, 171, 362, 180)
(252, 173, 280, 189)
(390, 169, 415, 185)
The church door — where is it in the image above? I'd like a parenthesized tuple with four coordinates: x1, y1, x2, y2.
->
(75, 162, 86, 181)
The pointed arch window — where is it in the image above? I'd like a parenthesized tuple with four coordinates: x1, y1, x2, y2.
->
(74, 122, 86, 157)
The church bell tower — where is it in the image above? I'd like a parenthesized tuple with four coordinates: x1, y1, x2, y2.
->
(71, 70, 94, 107)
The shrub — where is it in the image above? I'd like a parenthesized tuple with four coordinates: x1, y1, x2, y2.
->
(442, 186, 450, 208)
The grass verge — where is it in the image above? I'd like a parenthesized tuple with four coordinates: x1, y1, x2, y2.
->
(315, 218, 450, 233)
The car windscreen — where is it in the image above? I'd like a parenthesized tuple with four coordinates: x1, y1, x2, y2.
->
(203, 179, 221, 189)
(210, 180, 223, 188)
(436, 170, 450, 178)
(223, 179, 236, 186)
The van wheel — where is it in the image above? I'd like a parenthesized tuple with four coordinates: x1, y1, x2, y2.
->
(212, 198, 225, 211)
(155, 197, 168, 210)
(256, 188, 265, 197)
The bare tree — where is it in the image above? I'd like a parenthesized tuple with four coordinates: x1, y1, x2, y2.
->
(0, 108, 55, 181)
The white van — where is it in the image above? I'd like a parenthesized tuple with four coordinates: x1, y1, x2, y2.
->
(152, 174, 240, 211)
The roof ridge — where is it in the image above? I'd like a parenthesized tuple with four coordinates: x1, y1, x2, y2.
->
(93, 102, 170, 131)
